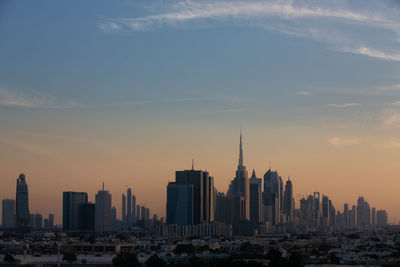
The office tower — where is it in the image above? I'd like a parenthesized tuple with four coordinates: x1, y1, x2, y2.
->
(145, 208, 150, 222)
(283, 177, 294, 223)
(357, 196, 370, 228)
(82, 203, 95, 231)
(136, 205, 140, 222)
(306, 195, 314, 229)
(376, 210, 388, 226)
(371, 207, 376, 227)
(329, 200, 335, 227)
(35, 213, 43, 230)
(321, 195, 329, 226)
(313, 192, 320, 227)
(349, 205, 356, 228)
(263, 169, 281, 225)
(227, 131, 250, 220)
(2, 199, 15, 229)
(215, 192, 246, 223)
(250, 169, 262, 223)
(209, 176, 215, 222)
(44, 219, 50, 229)
(299, 197, 308, 225)
(132, 194, 136, 223)
(95, 183, 112, 233)
(127, 188, 132, 225)
(63, 191, 88, 232)
(48, 214, 54, 228)
(122, 193, 126, 226)
(111, 206, 117, 231)
(30, 214, 36, 229)
(166, 183, 194, 225)
(141, 206, 146, 221)
(344, 203, 349, 228)
(16, 174, 30, 231)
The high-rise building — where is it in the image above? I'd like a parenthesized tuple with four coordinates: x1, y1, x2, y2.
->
(357, 196, 370, 228)
(321, 195, 329, 226)
(283, 178, 294, 223)
(111, 206, 117, 231)
(63, 191, 88, 232)
(136, 205, 140, 222)
(141, 206, 146, 221)
(313, 192, 320, 228)
(82, 202, 95, 232)
(122, 193, 126, 226)
(35, 213, 43, 230)
(249, 169, 262, 223)
(376, 210, 388, 226)
(95, 183, 112, 233)
(145, 208, 150, 222)
(263, 169, 281, 225)
(132, 194, 136, 223)
(227, 131, 250, 220)
(16, 174, 30, 231)
(48, 213, 54, 228)
(166, 183, 194, 225)
(2, 199, 15, 229)
(371, 207, 376, 227)
(127, 188, 132, 225)
(344, 203, 349, 229)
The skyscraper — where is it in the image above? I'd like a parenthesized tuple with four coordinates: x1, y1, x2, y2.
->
(249, 169, 262, 223)
(313, 192, 320, 228)
(2, 199, 15, 229)
(122, 193, 126, 226)
(16, 174, 30, 231)
(166, 183, 194, 225)
(35, 213, 43, 230)
(263, 169, 281, 225)
(321, 195, 329, 227)
(127, 188, 132, 225)
(376, 210, 388, 226)
(283, 178, 294, 223)
(357, 196, 370, 228)
(132, 194, 136, 223)
(227, 131, 250, 220)
(63, 191, 88, 232)
(95, 183, 112, 233)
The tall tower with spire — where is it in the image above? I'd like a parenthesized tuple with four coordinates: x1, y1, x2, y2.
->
(227, 130, 250, 220)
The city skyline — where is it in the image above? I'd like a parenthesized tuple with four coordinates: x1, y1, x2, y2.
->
(0, 133, 392, 225)
(1, 0, 400, 225)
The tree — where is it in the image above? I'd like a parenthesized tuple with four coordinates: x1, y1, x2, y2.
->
(145, 254, 165, 267)
(62, 252, 77, 264)
(112, 252, 141, 267)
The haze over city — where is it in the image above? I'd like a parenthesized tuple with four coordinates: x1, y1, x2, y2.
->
(1, 0, 400, 226)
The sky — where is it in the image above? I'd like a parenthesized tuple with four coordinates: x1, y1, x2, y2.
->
(1, 0, 400, 224)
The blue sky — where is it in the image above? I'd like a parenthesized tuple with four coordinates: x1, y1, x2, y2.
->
(1, 0, 400, 221)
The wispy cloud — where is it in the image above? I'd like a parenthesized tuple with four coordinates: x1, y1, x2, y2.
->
(0, 87, 84, 109)
(325, 103, 361, 108)
(381, 109, 400, 128)
(377, 139, 400, 148)
(297, 91, 311, 96)
(1, 139, 53, 156)
(378, 83, 400, 91)
(329, 137, 360, 147)
(105, 96, 208, 107)
(98, 0, 400, 62)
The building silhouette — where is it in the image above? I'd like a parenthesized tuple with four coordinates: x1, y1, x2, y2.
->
(2, 199, 15, 229)
(283, 177, 294, 223)
(95, 183, 112, 233)
(249, 169, 262, 223)
(263, 169, 281, 225)
(63, 191, 88, 232)
(16, 174, 30, 231)
(227, 131, 250, 220)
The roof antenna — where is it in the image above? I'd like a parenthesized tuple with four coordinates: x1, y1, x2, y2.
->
(192, 159, 194, 170)
(269, 161, 271, 170)
(102, 182, 104, 191)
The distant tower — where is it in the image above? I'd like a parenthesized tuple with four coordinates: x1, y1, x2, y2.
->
(2, 199, 15, 229)
(249, 169, 262, 223)
(227, 130, 250, 220)
(95, 184, 112, 233)
(127, 188, 132, 225)
(122, 193, 126, 226)
(16, 173, 30, 231)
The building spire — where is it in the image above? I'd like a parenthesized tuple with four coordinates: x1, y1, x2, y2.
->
(239, 128, 243, 167)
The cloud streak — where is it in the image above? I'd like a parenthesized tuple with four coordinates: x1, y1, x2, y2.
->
(325, 103, 361, 108)
(98, 0, 400, 62)
(329, 137, 360, 147)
